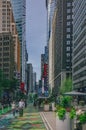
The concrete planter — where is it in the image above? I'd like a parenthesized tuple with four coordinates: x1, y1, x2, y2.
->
(44, 104, 49, 111)
(56, 113, 74, 130)
(51, 102, 55, 111)
(82, 123, 86, 130)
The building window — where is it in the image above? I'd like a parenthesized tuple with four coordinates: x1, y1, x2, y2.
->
(0, 53, 2, 56)
(3, 47, 9, 51)
(67, 2, 71, 7)
(0, 43, 2, 45)
(66, 59, 70, 62)
(3, 52, 9, 56)
(0, 48, 2, 51)
(3, 63, 9, 67)
(5, 74, 9, 77)
(66, 46, 70, 51)
(0, 64, 2, 67)
(4, 42, 9, 46)
(67, 15, 71, 20)
(2, 9, 6, 11)
(67, 8, 71, 13)
(3, 58, 9, 61)
(2, 0, 6, 3)
(67, 21, 71, 26)
(0, 58, 2, 61)
(66, 53, 70, 57)
(67, 34, 70, 38)
(0, 38, 2, 41)
(67, 41, 70, 45)
(66, 66, 70, 69)
(3, 36, 9, 40)
(67, 28, 71, 32)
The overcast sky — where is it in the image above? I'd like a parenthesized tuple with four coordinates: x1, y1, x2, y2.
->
(26, 0, 47, 81)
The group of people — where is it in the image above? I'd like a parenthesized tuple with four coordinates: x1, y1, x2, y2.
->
(11, 99, 25, 117)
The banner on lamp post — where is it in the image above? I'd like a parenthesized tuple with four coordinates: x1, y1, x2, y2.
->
(20, 82, 25, 92)
(43, 64, 48, 78)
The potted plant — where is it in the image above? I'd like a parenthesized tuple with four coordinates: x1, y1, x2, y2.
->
(69, 108, 76, 130)
(51, 101, 56, 111)
(78, 112, 86, 130)
(56, 96, 74, 130)
(49, 96, 55, 111)
(61, 96, 72, 112)
(56, 107, 72, 130)
(69, 108, 76, 119)
(43, 99, 49, 111)
(79, 113, 86, 124)
(57, 107, 66, 120)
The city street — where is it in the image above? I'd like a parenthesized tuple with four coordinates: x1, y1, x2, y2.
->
(0, 0, 85, 130)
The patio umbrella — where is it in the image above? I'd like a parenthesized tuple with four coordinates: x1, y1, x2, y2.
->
(63, 91, 86, 96)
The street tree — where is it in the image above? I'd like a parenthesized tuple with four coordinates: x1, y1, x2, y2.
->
(60, 77, 72, 94)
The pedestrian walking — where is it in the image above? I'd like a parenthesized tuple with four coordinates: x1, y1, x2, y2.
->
(38, 99, 41, 109)
(11, 101, 16, 117)
(15, 103, 19, 115)
(24, 99, 27, 108)
(19, 99, 25, 117)
(33, 100, 36, 108)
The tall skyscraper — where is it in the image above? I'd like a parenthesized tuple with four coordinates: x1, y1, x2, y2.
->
(11, 0, 27, 86)
(46, 0, 57, 91)
(41, 46, 48, 96)
(27, 63, 33, 93)
(33, 72, 36, 92)
(48, 0, 73, 95)
(46, 0, 57, 93)
(46, 0, 57, 41)
(49, 9, 57, 92)
(0, 0, 20, 79)
(72, 0, 86, 91)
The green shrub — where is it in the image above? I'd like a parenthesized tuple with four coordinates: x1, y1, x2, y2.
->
(69, 108, 76, 119)
(79, 113, 86, 124)
(57, 108, 66, 120)
(60, 96, 72, 108)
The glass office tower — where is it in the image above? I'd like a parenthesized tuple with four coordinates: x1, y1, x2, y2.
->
(11, 0, 27, 86)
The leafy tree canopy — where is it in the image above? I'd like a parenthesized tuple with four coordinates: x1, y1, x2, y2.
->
(60, 77, 72, 94)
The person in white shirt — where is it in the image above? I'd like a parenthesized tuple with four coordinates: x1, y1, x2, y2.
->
(11, 101, 16, 117)
(19, 99, 25, 116)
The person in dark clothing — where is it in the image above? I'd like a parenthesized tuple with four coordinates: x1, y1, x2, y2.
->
(38, 100, 41, 109)
(33, 100, 37, 108)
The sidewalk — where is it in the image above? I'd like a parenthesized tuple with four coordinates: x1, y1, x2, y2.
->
(40, 111, 56, 130)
